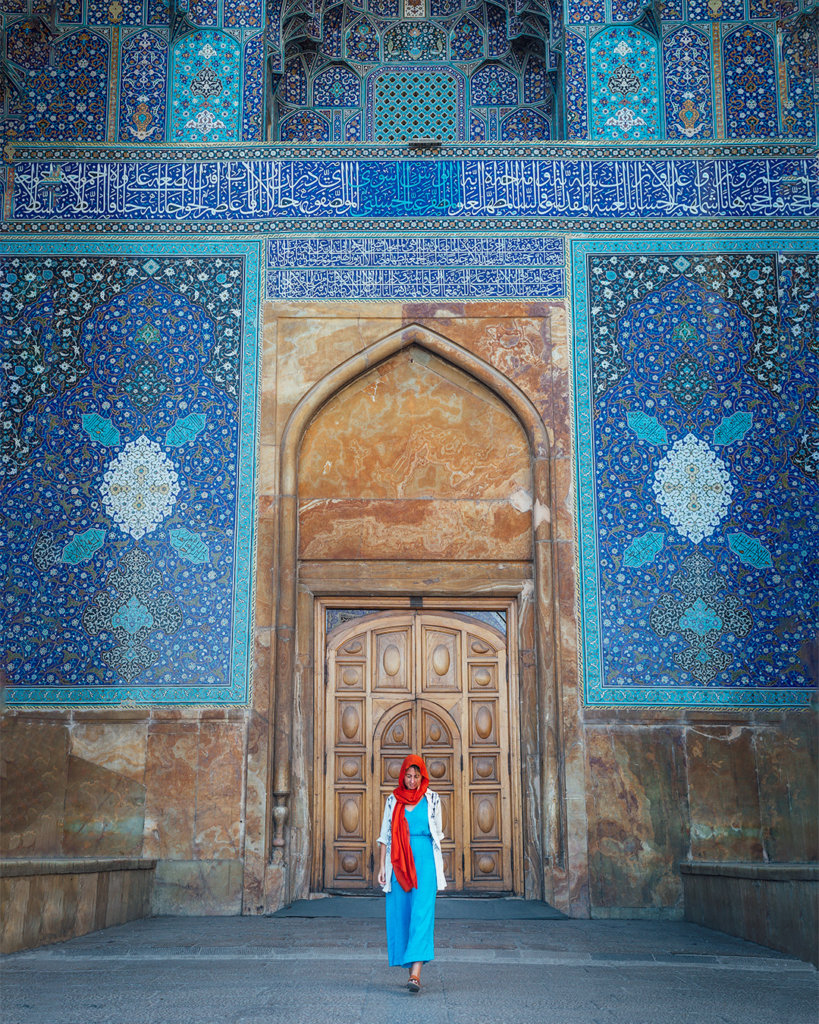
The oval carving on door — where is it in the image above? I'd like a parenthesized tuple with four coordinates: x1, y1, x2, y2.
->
(341, 798, 359, 833)
(341, 705, 359, 739)
(432, 644, 451, 675)
(475, 706, 493, 739)
(383, 644, 401, 676)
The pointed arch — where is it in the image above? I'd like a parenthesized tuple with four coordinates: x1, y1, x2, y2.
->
(270, 323, 563, 906)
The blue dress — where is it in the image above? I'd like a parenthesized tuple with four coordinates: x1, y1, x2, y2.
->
(385, 796, 437, 968)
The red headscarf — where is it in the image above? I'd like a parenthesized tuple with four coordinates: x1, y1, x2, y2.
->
(390, 754, 430, 892)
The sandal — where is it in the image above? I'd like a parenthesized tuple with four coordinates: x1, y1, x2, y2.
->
(407, 975, 421, 993)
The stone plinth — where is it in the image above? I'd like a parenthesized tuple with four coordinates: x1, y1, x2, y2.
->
(0, 857, 156, 954)
(680, 861, 819, 966)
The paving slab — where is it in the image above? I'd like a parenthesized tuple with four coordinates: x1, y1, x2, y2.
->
(1, 914, 816, 1024)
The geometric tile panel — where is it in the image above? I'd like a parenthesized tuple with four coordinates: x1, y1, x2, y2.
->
(1, 241, 260, 706)
(370, 66, 463, 141)
(571, 236, 818, 707)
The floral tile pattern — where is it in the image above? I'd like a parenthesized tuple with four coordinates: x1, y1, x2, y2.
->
(572, 238, 818, 707)
(1, 243, 260, 706)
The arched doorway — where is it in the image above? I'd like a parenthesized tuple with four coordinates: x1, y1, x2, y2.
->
(318, 609, 522, 894)
(266, 324, 563, 912)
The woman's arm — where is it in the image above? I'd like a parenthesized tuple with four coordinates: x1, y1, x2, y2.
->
(432, 792, 444, 839)
(377, 842, 387, 886)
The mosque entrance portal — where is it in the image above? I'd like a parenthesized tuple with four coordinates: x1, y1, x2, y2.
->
(317, 608, 523, 895)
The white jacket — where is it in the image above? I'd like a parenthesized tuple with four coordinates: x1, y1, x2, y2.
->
(377, 790, 448, 893)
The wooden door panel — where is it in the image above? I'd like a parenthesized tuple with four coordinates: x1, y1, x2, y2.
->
(469, 698, 498, 746)
(467, 633, 497, 656)
(471, 791, 501, 841)
(336, 753, 365, 784)
(324, 609, 516, 894)
(420, 705, 453, 747)
(336, 699, 365, 745)
(381, 754, 405, 787)
(470, 753, 499, 783)
(336, 792, 366, 839)
(336, 662, 365, 691)
(380, 708, 412, 750)
(374, 628, 412, 692)
(426, 753, 453, 786)
(333, 847, 368, 884)
(470, 848, 504, 882)
(421, 627, 460, 691)
(469, 663, 498, 693)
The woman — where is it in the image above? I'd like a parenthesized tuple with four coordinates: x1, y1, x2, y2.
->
(377, 754, 447, 993)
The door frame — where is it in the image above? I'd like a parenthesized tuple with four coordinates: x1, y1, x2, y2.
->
(312, 596, 524, 896)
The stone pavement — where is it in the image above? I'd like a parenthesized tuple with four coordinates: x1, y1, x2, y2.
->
(1, 908, 816, 1024)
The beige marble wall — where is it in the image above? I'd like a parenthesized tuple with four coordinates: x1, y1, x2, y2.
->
(582, 713, 818, 916)
(1, 712, 246, 914)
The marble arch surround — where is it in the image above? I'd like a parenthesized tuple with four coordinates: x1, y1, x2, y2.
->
(246, 318, 585, 914)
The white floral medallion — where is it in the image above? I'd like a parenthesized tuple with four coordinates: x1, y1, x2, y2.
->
(651, 433, 733, 544)
(100, 435, 180, 540)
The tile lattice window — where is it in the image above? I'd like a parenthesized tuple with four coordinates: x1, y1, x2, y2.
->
(372, 68, 459, 141)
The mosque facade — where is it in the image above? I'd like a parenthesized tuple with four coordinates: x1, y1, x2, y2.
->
(0, 0, 817, 939)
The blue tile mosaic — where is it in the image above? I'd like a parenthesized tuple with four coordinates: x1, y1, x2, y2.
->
(9, 157, 818, 223)
(589, 26, 662, 140)
(0, 241, 261, 706)
(571, 236, 818, 707)
(118, 30, 168, 143)
(170, 31, 242, 143)
(662, 26, 713, 140)
(9, 29, 109, 143)
(723, 26, 779, 140)
(265, 234, 565, 298)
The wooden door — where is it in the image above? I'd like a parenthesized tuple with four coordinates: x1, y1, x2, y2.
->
(322, 609, 517, 893)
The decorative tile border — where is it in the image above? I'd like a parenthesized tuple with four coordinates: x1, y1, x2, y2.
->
(1, 238, 261, 707)
(7, 156, 817, 224)
(266, 234, 566, 298)
(8, 142, 815, 161)
(571, 234, 818, 708)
